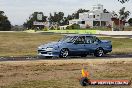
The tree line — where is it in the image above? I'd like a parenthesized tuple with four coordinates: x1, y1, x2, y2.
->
(23, 0, 131, 29)
(0, 11, 11, 31)
(23, 9, 89, 29)
(0, 0, 131, 31)
(23, 8, 131, 29)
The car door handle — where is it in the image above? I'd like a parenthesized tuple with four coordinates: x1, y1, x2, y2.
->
(96, 44, 98, 45)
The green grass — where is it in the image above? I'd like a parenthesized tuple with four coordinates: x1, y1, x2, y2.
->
(124, 26, 132, 31)
(99, 37, 132, 54)
(0, 32, 62, 56)
(0, 32, 132, 56)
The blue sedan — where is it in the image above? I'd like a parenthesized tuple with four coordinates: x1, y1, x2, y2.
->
(37, 34, 112, 58)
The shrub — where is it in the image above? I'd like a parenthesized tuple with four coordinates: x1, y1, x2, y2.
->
(71, 24, 80, 29)
(66, 26, 72, 29)
(66, 24, 80, 29)
(43, 27, 48, 31)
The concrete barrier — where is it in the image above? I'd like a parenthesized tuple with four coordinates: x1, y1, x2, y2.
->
(97, 31, 132, 35)
(48, 30, 97, 34)
(2, 30, 131, 36)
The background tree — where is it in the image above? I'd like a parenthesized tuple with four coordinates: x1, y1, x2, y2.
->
(59, 15, 73, 26)
(112, 11, 118, 18)
(24, 12, 47, 29)
(72, 9, 89, 19)
(48, 12, 64, 26)
(128, 18, 132, 26)
(119, 7, 130, 22)
(103, 9, 109, 13)
(0, 11, 11, 31)
(59, 9, 89, 26)
(118, 0, 130, 4)
(118, 7, 130, 30)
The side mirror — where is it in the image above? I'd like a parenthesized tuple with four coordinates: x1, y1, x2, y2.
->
(95, 40, 101, 44)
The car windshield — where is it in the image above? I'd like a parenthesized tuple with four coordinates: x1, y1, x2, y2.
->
(59, 36, 77, 43)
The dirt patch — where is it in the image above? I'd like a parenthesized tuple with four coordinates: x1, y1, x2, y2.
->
(0, 58, 132, 88)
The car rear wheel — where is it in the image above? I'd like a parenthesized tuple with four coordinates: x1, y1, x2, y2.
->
(94, 48, 104, 57)
(59, 48, 69, 58)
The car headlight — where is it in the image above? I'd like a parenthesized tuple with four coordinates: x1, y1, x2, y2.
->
(106, 45, 112, 48)
(38, 47, 42, 49)
(46, 47, 54, 51)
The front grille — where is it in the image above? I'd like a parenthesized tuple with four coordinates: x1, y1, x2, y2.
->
(38, 50, 52, 54)
(38, 50, 46, 52)
(41, 52, 47, 54)
(38, 50, 47, 54)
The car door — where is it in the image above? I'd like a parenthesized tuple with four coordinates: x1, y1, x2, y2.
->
(84, 36, 100, 53)
(70, 36, 86, 55)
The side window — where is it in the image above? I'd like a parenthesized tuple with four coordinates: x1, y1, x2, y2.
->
(86, 36, 100, 44)
(93, 37, 100, 43)
(86, 36, 94, 44)
(75, 36, 85, 44)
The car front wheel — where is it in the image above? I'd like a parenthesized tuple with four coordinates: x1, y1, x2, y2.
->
(94, 48, 104, 57)
(59, 48, 69, 58)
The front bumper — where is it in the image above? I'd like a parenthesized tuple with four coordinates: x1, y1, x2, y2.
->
(104, 45, 112, 53)
(104, 48, 112, 53)
(37, 49, 60, 57)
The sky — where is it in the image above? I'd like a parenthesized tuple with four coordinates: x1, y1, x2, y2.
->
(0, 0, 132, 25)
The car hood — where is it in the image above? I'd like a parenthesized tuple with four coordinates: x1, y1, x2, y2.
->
(101, 40, 111, 43)
(38, 42, 63, 49)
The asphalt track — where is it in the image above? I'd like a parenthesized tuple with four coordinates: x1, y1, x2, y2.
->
(0, 54, 132, 62)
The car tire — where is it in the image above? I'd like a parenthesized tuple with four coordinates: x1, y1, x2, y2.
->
(59, 48, 69, 58)
(94, 48, 104, 57)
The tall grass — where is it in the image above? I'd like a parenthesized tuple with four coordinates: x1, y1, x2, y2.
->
(0, 32, 62, 56)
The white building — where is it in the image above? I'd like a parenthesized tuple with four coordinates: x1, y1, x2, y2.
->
(69, 4, 112, 28)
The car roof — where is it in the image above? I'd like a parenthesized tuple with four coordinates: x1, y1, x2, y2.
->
(65, 34, 96, 37)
